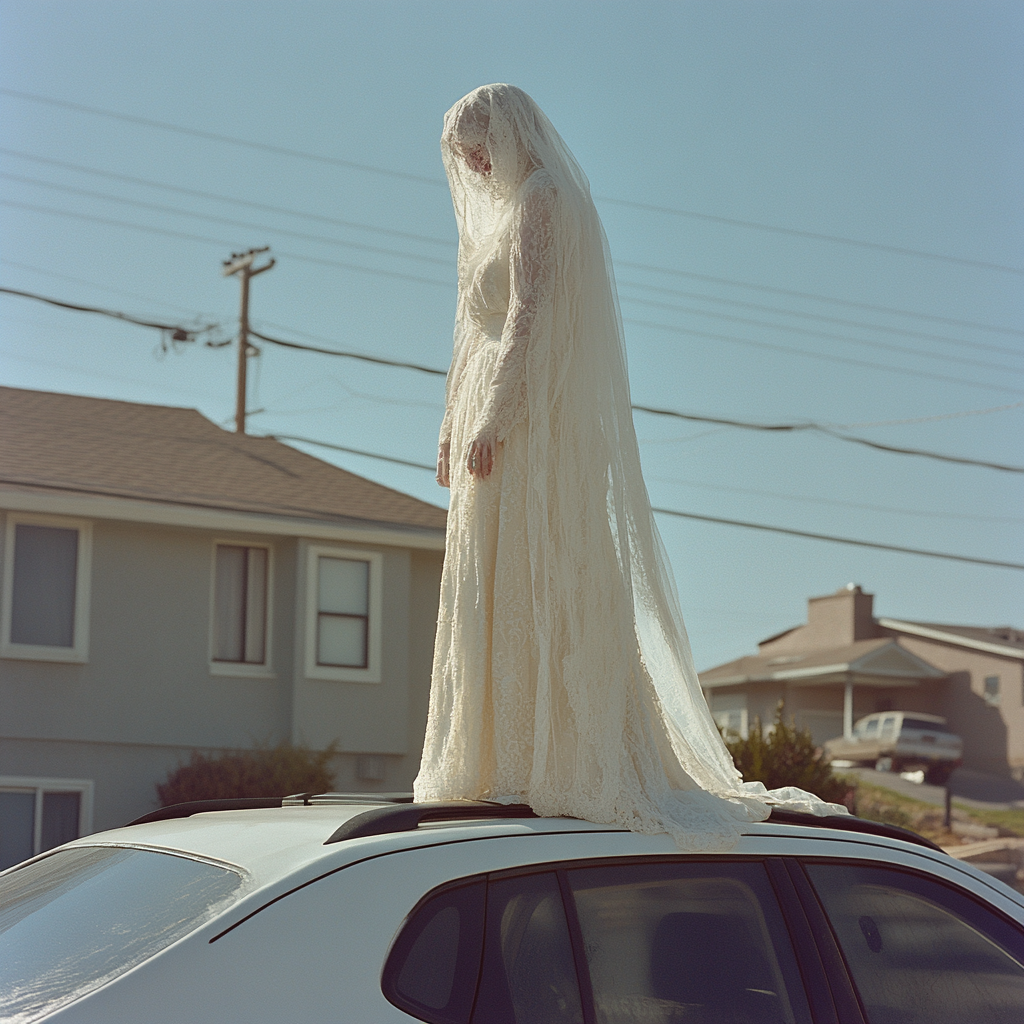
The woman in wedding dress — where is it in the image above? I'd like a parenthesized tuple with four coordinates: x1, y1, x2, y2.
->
(413, 84, 846, 850)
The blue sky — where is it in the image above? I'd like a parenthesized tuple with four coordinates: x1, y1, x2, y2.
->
(1, 0, 1021, 669)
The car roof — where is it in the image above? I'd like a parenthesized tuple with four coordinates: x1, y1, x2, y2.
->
(48, 795, 949, 891)
(859, 711, 947, 724)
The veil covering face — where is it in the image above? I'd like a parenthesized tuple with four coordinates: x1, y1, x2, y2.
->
(419, 84, 846, 850)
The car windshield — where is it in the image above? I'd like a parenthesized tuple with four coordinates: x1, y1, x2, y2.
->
(0, 845, 247, 1023)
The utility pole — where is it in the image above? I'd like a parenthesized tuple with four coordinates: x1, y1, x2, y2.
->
(222, 247, 275, 433)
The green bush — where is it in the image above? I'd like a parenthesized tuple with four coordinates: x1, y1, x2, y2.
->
(724, 702, 850, 807)
(157, 741, 337, 806)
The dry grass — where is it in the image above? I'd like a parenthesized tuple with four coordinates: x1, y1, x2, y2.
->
(842, 775, 1024, 847)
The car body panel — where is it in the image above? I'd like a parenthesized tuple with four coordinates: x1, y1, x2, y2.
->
(9, 805, 1023, 1022)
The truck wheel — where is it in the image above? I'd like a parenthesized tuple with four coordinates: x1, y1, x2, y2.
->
(875, 757, 892, 773)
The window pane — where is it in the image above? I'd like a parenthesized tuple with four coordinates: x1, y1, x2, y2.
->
(471, 872, 583, 1024)
(213, 545, 245, 661)
(568, 862, 809, 1024)
(40, 792, 80, 853)
(318, 614, 367, 667)
(244, 547, 267, 664)
(384, 881, 486, 1024)
(0, 791, 35, 871)
(318, 557, 368, 616)
(0, 846, 245, 1023)
(806, 863, 1024, 1024)
(10, 524, 78, 647)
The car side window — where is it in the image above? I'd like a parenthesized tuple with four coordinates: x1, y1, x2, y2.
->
(566, 861, 812, 1024)
(382, 879, 486, 1024)
(382, 871, 583, 1024)
(805, 862, 1024, 1024)
(470, 871, 583, 1023)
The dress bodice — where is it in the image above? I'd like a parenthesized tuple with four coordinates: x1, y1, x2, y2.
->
(465, 234, 511, 341)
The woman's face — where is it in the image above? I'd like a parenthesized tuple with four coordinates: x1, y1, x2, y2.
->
(460, 142, 492, 176)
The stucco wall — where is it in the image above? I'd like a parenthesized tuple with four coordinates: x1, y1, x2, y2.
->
(895, 636, 1024, 775)
(1, 509, 445, 833)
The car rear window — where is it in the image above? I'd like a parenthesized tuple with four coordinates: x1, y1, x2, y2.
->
(901, 718, 947, 732)
(0, 845, 246, 1022)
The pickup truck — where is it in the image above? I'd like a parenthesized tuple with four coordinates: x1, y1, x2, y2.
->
(824, 711, 963, 785)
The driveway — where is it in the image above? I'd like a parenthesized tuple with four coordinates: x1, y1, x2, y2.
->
(849, 767, 1024, 810)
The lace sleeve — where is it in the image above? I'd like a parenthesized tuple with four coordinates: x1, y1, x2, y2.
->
(439, 322, 468, 447)
(474, 173, 556, 443)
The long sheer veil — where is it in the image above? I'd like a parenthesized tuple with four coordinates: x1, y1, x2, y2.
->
(433, 84, 847, 849)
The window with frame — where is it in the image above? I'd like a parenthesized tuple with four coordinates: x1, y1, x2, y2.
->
(1, 516, 91, 662)
(382, 860, 811, 1024)
(0, 777, 93, 872)
(984, 675, 1001, 707)
(317, 555, 369, 668)
(304, 545, 382, 682)
(804, 861, 1024, 1023)
(212, 544, 269, 666)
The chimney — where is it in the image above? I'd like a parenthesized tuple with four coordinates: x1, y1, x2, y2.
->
(805, 584, 877, 646)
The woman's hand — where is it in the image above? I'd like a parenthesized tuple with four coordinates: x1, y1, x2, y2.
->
(467, 435, 495, 479)
(436, 441, 451, 488)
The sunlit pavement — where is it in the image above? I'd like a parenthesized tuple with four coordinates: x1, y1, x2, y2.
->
(847, 767, 1024, 810)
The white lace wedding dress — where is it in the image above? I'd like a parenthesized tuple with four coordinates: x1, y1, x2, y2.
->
(413, 85, 847, 850)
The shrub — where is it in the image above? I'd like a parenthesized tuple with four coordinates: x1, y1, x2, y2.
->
(157, 741, 337, 806)
(724, 702, 850, 807)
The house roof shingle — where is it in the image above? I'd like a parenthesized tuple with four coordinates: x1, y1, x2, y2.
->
(0, 386, 447, 533)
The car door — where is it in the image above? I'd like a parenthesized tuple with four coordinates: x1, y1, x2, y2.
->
(797, 859, 1024, 1023)
(382, 853, 859, 1024)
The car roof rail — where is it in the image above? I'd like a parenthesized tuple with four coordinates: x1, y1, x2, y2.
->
(324, 801, 539, 844)
(127, 797, 286, 826)
(126, 792, 414, 827)
(766, 808, 943, 852)
(282, 792, 414, 807)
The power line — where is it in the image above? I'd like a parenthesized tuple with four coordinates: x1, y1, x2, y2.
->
(649, 508, 1024, 571)
(600, 197, 1024, 277)
(0, 88, 443, 187)
(5, 283, 1017, 473)
(616, 278, 1024, 359)
(617, 261, 1024, 339)
(8, 195, 1018, 395)
(249, 329, 447, 376)
(632, 404, 1024, 473)
(268, 435, 1024, 570)
(5, 86, 1021, 276)
(0, 173, 453, 268)
(13, 164, 1019, 371)
(624, 317, 1024, 398)
(268, 434, 441, 471)
(0, 199, 453, 289)
(0, 285, 219, 341)
(0, 147, 455, 248)
(619, 293, 1023, 376)
(645, 474, 1024, 524)
(7, 144, 1020, 346)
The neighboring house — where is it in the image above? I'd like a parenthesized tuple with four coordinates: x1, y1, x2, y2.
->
(0, 386, 446, 868)
(700, 584, 1024, 777)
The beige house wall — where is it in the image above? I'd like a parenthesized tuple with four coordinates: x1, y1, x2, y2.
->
(895, 635, 1024, 775)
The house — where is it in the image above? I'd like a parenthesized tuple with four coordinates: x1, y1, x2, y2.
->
(0, 386, 446, 868)
(700, 584, 1024, 777)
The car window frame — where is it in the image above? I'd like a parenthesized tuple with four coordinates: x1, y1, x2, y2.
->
(382, 854, 847, 1024)
(795, 856, 1024, 1023)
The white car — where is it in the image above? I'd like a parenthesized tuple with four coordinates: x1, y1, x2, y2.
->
(824, 711, 964, 785)
(2, 794, 1023, 1023)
